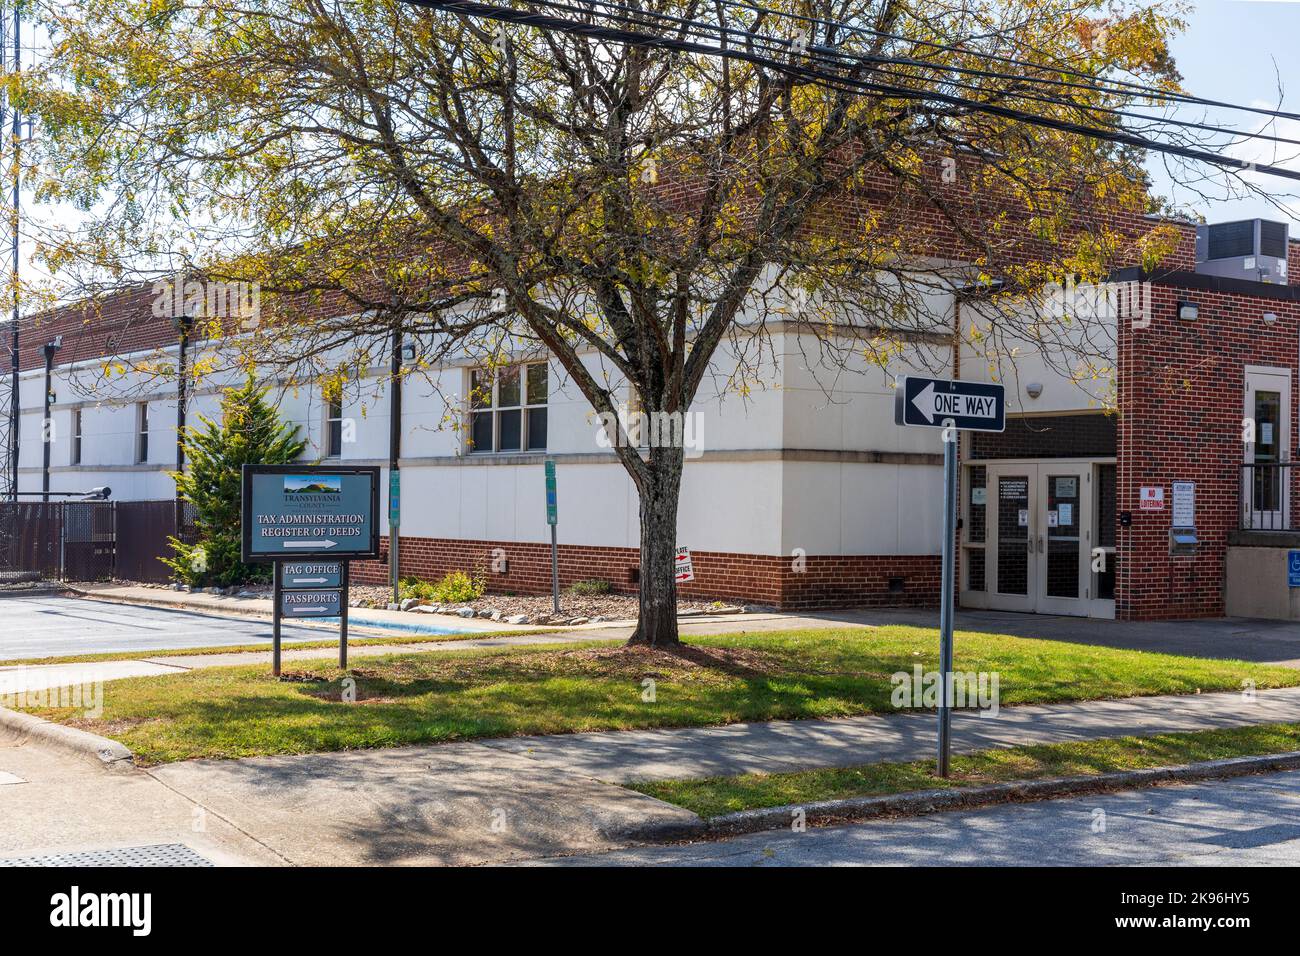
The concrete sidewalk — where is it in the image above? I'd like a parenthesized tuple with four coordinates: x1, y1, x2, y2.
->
(6, 682, 1298, 866)
(131, 684, 1300, 865)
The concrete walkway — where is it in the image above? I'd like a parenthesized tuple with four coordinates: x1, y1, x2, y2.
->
(102, 685, 1300, 865)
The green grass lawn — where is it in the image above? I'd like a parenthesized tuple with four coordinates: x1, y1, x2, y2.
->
(15, 626, 1300, 765)
(627, 723, 1300, 818)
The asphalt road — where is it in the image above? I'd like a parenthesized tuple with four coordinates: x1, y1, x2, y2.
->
(530, 769, 1300, 866)
(0, 594, 325, 660)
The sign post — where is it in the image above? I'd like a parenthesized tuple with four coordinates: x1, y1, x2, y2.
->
(545, 459, 559, 613)
(242, 465, 381, 675)
(895, 375, 1005, 777)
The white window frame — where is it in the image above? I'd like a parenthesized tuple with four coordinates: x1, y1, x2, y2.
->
(324, 391, 344, 459)
(468, 362, 548, 454)
(1243, 365, 1291, 529)
(72, 408, 82, 466)
(135, 402, 149, 464)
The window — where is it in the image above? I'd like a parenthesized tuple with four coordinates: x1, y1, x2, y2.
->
(325, 391, 344, 459)
(135, 403, 149, 463)
(71, 409, 83, 465)
(469, 362, 548, 453)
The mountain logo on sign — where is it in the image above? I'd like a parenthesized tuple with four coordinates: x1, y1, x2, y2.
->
(284, 475, 341, 495)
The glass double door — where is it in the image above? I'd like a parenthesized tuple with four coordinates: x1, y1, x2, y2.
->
(984, 463, 1093, 615)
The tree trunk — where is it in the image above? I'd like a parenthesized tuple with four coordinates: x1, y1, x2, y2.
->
(628, 448, 685, 647)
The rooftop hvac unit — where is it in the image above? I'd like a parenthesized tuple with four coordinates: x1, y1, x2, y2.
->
(1195, 219, 1289, 284)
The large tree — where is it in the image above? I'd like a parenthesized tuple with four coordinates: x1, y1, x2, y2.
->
(24, 0, 1247, 645)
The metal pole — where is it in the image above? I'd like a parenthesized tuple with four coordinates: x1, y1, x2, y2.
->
(551, 523, 560, 614)
(40, 346, 52, 501)
(340, 559, 349, 670)
(388, 329, 402, 605)
(937, 429, 957, 777)
(272, 560, 282, 677)
(7, 5, 20, 505)
(174, 313, 190, 532)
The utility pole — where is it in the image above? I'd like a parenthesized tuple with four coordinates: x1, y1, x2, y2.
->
(3, 4, 20, 504)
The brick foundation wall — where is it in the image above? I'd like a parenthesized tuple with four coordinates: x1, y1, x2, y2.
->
(1116, 278, 1300, 620)
(350, 535, 941, 610)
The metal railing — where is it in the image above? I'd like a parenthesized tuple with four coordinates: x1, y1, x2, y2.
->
(1240, 462, 1297, 531)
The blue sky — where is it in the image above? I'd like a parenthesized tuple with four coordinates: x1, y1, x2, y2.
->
(1151, 0, 1300, 225)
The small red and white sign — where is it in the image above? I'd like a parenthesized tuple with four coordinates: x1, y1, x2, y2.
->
(1139, 486, 1165, 511)
(674, 546, 695, 584)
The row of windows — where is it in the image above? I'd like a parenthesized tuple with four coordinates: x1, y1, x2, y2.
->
(62, 363, 551, 465)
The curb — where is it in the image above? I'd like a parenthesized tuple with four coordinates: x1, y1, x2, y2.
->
(623, 750, 1300, 842)
(0, 705, 135, 770)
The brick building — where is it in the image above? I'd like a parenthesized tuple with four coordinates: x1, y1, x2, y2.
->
(14, 215, 1300, 620)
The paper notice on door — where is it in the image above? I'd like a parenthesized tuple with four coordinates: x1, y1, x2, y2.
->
(1018, 509, 1029, 527)
(971, 487, 987, 506)
(1058, 503, 1073, 526)
(1262, 422, 1274, 445)
(1047, 510, 1059, 527)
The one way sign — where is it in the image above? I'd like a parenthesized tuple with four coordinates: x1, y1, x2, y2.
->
(894, 376, 1005, 432)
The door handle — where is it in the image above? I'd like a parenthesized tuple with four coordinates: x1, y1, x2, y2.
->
(1037, 535, 1045, 553)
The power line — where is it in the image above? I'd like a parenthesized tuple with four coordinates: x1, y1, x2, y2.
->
(711, 0, 1300, 124)
(537, 0, 1300, 151)
(400, 0, 1300, 182)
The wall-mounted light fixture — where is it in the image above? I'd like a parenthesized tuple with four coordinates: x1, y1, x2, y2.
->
(401, 342, 417, 362)
(1263, 312, 1278, 325)
(1026, 382, 1044, 399)
(1177, 300, 1199, 321)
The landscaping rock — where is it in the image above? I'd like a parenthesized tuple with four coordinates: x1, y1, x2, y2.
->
(476, 608, 495, 618)
(568, 617, 589, 626)
(490, 610, 503, 621)
(456, 607, 476, 618)
(411, 604, 436, 614)
(386, 602, 400, 611)
(400, 598, 419, 611)
(506, 614, 529, 625)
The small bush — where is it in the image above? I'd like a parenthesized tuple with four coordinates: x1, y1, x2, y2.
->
(567, 578, 612, 596)
(402, 570, 487, 604)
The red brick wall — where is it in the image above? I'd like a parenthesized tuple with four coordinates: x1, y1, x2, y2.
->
(349, 535, 940, 610)
(1116, 280, 1300, 620)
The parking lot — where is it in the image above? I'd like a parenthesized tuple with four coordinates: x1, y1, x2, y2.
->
(0, 594, 325, 660)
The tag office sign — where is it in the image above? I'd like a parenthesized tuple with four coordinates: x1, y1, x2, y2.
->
(242, 465, 381, 562)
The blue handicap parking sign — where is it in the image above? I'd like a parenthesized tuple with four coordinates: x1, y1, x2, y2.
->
(1289, 551, 1300, 588)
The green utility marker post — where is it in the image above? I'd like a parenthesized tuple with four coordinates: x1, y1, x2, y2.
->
(545, 459, 559, 613)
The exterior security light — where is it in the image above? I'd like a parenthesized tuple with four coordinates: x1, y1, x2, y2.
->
(1263, 312, 1278, 325)
(1177, 301, 1199, 321)
(1026, 382, 1044, 399)
(402, 342, 417, 362)
(84, 486, 111, 500)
